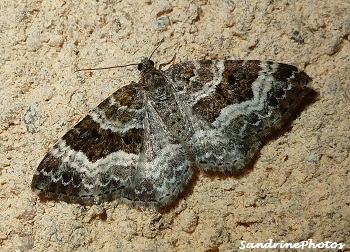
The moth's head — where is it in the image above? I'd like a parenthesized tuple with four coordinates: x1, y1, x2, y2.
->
(138, 57, 155, 72)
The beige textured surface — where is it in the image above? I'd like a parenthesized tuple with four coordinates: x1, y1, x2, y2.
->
(1, 1, 349, 251)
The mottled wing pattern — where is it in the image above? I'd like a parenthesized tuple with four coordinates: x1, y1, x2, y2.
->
(32, 58, 311, 208)
(121, 97, 193, 207)
(165, 60, 311, 172)
(31, 83, 145, 205)
(31, 75, 193, 208)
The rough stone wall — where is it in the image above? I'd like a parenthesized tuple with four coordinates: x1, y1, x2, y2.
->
(0, 1, 349, 251)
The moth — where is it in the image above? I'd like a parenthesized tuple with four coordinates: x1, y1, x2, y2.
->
(31, 52, 312, 208)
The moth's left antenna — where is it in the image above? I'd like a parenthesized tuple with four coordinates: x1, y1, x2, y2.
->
(74, 62, 139, 73)
(75, 39, 164, 72)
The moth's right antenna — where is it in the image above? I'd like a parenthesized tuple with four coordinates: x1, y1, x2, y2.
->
(148, 39, 164, 60)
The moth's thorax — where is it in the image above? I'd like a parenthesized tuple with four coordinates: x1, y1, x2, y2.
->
(139, 59, 168, 91)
